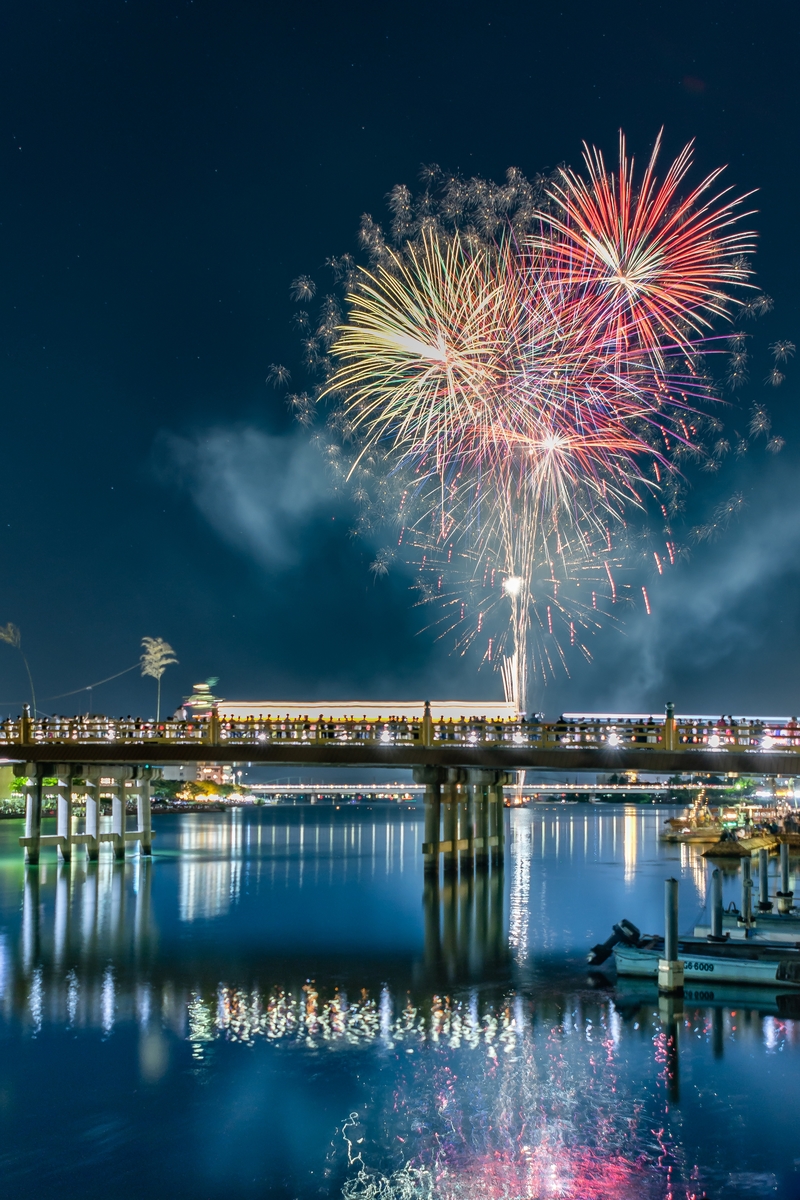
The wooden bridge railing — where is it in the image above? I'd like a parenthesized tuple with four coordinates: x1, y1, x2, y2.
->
(3, 708, 800, 757)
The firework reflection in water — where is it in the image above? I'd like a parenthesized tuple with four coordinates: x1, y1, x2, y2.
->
(338, 997, 690, 1199)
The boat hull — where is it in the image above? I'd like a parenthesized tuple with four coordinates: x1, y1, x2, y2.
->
(614, 943, 800, 988)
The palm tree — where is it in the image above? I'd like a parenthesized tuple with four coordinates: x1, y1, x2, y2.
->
(140, 637, 178, 722)
(0, 623, 36, 715)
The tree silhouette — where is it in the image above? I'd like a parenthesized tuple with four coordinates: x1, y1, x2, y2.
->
(140, 637, 178, 722)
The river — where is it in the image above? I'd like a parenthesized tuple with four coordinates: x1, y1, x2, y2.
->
(0, 804, 797, 1198)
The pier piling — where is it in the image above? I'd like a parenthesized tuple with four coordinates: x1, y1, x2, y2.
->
(709, 868, 725, 941)
(777, 840, 793, 913)
(757, 847, 773, 912)
(658, 877, 684, 994)
(740, 857, 753, 927)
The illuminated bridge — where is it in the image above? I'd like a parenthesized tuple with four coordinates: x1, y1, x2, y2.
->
(6, 701, 800, 867)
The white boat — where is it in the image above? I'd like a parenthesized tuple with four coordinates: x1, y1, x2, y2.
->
(614, 938, 800, 988)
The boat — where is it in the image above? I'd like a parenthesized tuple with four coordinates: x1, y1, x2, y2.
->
(660, 798, 724, 844)
(703, 839, 748, 858)
(614, 936, 800, 988)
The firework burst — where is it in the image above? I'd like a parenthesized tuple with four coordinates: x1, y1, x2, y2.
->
(293, 134, 785, 712)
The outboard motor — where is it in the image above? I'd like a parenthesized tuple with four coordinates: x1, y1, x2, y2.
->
(587, 919, 641, 967)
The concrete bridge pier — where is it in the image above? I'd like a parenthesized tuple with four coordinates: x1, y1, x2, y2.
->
(56, 769, 73, 862)
(21, 764, 41, 866)
(84, 768, 101, 861)
(457, 774, 473, 875)
(441, 774, 458, 879)
(136, 768, 154, 856)
(488, 776, 506, 868)
(109, 771, 129, 861)
(417, 766, 507, 881)
(416, 767, 442, 878)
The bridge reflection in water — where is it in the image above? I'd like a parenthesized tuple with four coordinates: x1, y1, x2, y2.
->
(5, 809, 800, 1197)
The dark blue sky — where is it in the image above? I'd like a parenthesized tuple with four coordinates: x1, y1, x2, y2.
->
(0, 0, 798, 718)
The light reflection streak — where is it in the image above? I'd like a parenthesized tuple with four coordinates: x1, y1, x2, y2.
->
(623, 805, 638, 884)
(509, 809, 532, 963)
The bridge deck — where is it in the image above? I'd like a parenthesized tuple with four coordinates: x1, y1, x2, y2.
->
(3, 711, 800, 775)
(2, 741, 799, 775)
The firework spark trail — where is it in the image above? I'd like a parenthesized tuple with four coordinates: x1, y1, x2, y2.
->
(318, 134, 769, 711)
(540, 131, 756, 360)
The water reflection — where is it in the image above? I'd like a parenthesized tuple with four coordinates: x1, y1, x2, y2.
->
(0, 807, 799, 1199)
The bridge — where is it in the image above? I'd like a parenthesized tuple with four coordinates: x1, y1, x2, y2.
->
(4, 702, 800, 772)
(6, 702, 799, 868)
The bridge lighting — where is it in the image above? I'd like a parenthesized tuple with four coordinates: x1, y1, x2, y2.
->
(607, 732, 621, 747)
(513, 731, 526, 745)
(379, 729, 392, 744)
(468, 731, 478, 744)
(708, 733, 721, 748)
(502, 575, 523, 597)
(761, 735, 774, 749)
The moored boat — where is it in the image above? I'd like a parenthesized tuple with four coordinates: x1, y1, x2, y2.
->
(614, 937, 800, 988)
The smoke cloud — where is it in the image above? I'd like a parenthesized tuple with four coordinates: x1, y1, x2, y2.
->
(557, 456, 800, 714)
(158, 427, 336, 569)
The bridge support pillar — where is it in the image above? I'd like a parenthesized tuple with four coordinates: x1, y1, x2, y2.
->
(468, 770, 496, 870)
(111, 775, 125, 860)
(85, 771, 100, 861)
(441, 776, 458, 878)
(415, 766, 442, 879)
(487, 779, 501, 868)
(459, 777, 474, 874)
(22, 764, 41, 866)
(56, 768, 73, 862)
(138, 769, 153, 856)
(109, 769, 135, 860)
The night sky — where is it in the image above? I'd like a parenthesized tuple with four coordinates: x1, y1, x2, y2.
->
(1, 0, 798, 720)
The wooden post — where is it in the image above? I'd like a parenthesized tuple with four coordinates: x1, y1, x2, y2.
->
(664, 701, 676, 752)
(421, 700, 434, 748)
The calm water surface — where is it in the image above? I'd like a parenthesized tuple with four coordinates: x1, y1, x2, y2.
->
(0, 804, 798, 1199)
